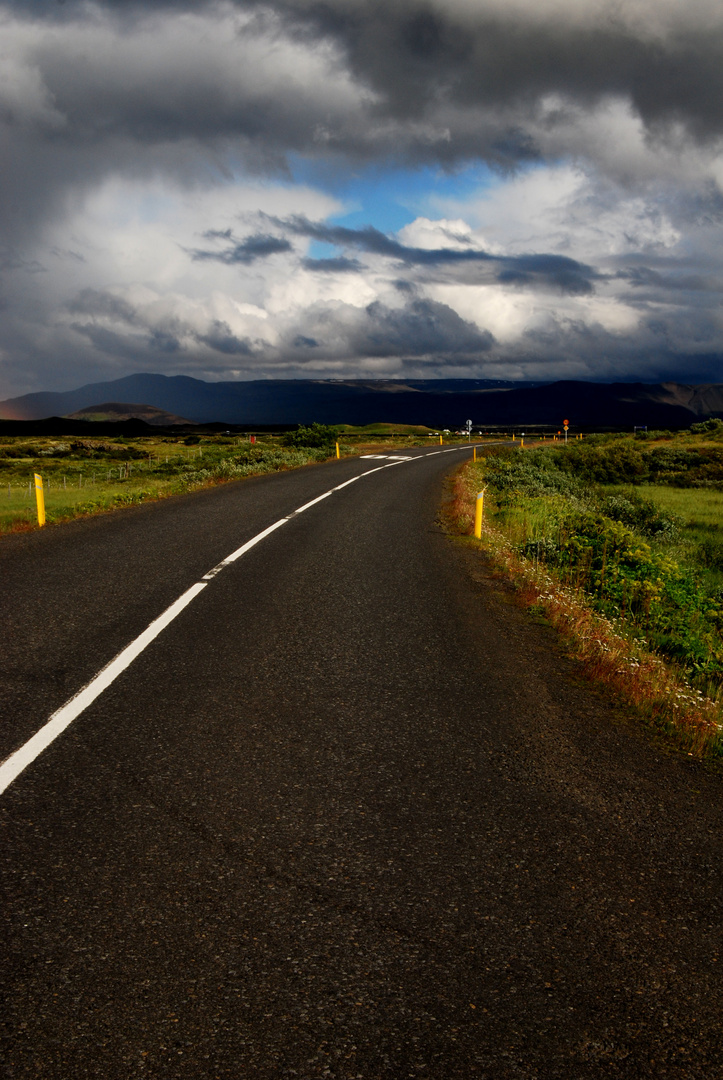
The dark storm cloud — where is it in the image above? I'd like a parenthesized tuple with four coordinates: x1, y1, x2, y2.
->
(301, 256, 365, 273)
(261, 0, 723, 145)
(201, 217, 595, 294)
(617, 266, 718, 293)
(283, 296, 494, 360)
(190, 234, 292, 265)
(3, 1, 723, 392)
(69, 321, 148, 360)
(68, 290, 254, 358)
(285, 216, 596, 294)
(23, 2, 723, 142)
(67, 288, 138, 323)
(7, 2, 723, 172)
(356, 298, 495, 357)
(196, 320, 253, 355)
(148, 329, 182, 353)
(2, 0, 722, 261)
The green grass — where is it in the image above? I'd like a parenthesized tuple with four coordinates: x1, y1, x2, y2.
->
(0, 427, 479, 533)
(1, 477, 166, 529)
(606, 483, 723, 593)
(464, 443, 723, 688)
(0, 434, 339, 533)
(624, 484, 723, 530)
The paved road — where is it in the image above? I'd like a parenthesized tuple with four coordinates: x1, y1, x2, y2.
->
(1, 447, 722, 1078)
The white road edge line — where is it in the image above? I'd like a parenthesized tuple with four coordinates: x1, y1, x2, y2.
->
(0, 449, 472, 796)
(0, 583, 207, 796)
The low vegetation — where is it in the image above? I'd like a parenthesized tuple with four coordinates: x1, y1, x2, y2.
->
(0, 434, 342, 533)
(451, 427, 723, 762)
(0, 425, 471, 534)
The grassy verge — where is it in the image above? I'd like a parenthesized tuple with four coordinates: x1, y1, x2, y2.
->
(447, 436, 723, 763)
(0, 435, 339, 533)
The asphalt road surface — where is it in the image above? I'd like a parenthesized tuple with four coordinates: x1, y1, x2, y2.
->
(1, 447, 722, 1079)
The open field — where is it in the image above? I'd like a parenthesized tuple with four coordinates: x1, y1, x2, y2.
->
(638, 484, 723, 528)
(0, 433, 336, 533)
(0, 428, 478, 534)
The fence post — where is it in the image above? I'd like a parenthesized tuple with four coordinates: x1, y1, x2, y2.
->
(474, 489, 485, 539)
(34, 474, 46, 527)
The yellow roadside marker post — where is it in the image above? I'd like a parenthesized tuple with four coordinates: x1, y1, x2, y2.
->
(473, 446, 477, 462)
(439, 434, 443, 445)
(335, 441, 340, 459)
(34, 473, 46, 527)
(474, 489, 485, 539)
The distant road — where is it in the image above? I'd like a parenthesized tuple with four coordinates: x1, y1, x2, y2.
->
(1, 446, 721, 1078)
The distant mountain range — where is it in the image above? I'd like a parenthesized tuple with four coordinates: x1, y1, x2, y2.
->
(2, 373, 723, 429)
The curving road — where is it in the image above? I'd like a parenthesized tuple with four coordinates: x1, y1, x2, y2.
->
(1, 446, 722, 1078)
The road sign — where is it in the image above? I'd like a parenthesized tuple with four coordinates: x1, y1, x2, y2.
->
(563, 419, 569, 428)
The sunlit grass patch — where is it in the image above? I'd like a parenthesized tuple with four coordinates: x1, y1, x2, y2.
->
(632, 484, 723, 528)
(0, 434, 340, 533)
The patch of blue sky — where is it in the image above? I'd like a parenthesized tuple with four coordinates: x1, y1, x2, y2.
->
(289, 156, 498, 236)
(306, 240, 342, 260)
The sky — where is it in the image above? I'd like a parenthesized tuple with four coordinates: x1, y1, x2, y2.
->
(2, 1, 723, 396)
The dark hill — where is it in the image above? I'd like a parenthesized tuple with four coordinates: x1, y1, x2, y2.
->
(66, 401, 192, 425)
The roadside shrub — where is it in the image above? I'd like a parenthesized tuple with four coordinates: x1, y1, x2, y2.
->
(555, 442, 647, 483)
(601, 491, 679, 538)
(543, 440, 723, 488)
(69, 439, 145, 459)
(690, 418, 723, 436)
(0, 443, 39, 458)
(483, 449, 586, 500)
(283, 422, 339, 449)
(548, 511, 723, 679)
(479, 446, 723, 682)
